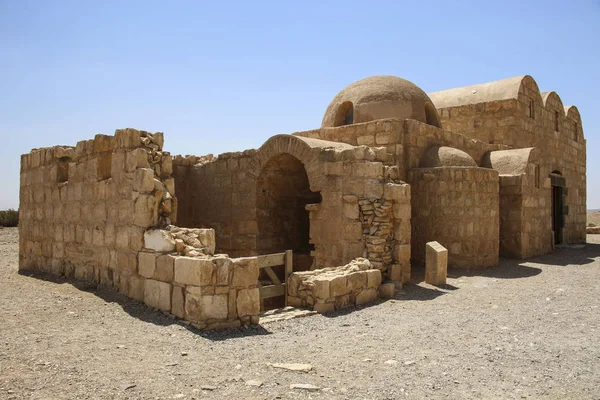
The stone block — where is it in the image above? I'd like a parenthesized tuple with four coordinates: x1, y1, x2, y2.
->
(355, 288, 378, 305)
(231, 257, 259, 288)
(313, 301, 335, 314)
(138, 252, 157, 278)
(313, 278, 330, 300)
(343, 203, 359, 220)
(366, 269, 382, 288)
(174, 257, 202, 286)
(144, 279, 171, 311)
(185, 293, 228, 321)
(346, 271, 367, 291)
(171, 285, 185, 318)
(134, 168, 155, 193)
(144, 229, 176, 252)
(134, 194, 155, 227)
(237, 288, 260, 317)
(330, 275, 348, 297)
(128, 275, 145, 301)
(155, 255, 175, 282)
(425, 241, 447, 286)
(378, 282, 395, 299)
(215, 258, 231, 286)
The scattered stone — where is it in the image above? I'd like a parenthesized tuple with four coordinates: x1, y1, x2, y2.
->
(384, 359, 398, 365)
(269, 363, 312, 372)
(181, 351, 188, 356)
(234, 364, 242, 370)
(404, 360, 416, 365)
(245, 380, 263, 387)
(290, 383, 321, 391)
(121, 383, 136, 390)
(200, 385, 217, 391)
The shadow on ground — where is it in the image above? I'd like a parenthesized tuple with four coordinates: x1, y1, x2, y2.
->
(18, 240, 600, 335)
(18, 269, 272, 341)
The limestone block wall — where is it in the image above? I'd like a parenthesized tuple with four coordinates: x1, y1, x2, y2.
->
(293, 118, 507, 181)
(498, 171, 552, 259)
(138, 250, 260, 330)
(172, 134, 412, 283)
(409, 167, 500, 269)
(433, 76, 586, 245)
(19, 129, 176, 295)
(287, 258, 382, 313)
(173, 151, 257, 257)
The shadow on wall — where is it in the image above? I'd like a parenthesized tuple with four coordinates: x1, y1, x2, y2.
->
(17, 270, 272, 341)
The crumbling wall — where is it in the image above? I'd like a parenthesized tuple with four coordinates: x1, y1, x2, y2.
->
(19, 129, 176, 291)
(138, 235, 260, 330)
(172, 151, 257, 257)
(409, 167, 499, 269)
(172, 135, 412, 283)
(19, 129, 262, 329)
(287, 258, 382, 313)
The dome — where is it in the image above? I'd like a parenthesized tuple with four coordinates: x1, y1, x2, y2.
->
(420, 146, 477, 168)
(322, 76, 442, 128)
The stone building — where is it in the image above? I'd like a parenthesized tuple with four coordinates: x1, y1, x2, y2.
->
(18, 74, 586, 327)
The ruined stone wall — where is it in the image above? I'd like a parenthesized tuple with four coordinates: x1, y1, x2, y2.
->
(409, 167, 499, 269)
(138, 247, 260, 330)
(19, 129, 263, 329)
(435, 78, 586, 245)
(19, 129, 176, 292)
(172, 135, 411, 283)
(173, 151, 257, 257)
(287, 258, 382, 313)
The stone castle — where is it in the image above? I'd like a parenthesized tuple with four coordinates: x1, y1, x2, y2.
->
(18, 75, 586, 329)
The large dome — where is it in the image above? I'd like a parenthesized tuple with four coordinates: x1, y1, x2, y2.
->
(322, 76, 442, 128)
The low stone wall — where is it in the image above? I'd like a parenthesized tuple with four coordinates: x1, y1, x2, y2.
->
(287, 258, 383, 313)
(138, 244, 260, 330)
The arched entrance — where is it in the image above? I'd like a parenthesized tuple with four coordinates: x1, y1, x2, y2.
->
(256, 153, 321, 271)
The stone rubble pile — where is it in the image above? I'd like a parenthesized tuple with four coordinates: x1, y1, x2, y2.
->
(287, 258, 387, 313)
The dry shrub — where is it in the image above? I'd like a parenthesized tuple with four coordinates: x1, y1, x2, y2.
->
(0, 209, 19, 227)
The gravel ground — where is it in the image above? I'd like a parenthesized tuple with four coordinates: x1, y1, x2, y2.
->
(1, 227, 599, 400)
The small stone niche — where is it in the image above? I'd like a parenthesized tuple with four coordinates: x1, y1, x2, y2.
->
(57, 157, 69, 183)
(97, 153, 112, 181)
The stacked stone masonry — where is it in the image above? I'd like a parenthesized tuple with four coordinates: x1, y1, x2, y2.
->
(287, 258, 384, 313)
(19, 74, 586, 330)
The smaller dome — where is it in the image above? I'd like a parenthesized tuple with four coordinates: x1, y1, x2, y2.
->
(322, 76, 442, 128)
(420, 146, 476, 168)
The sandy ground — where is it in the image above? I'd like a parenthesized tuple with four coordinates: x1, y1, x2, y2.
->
(588, 211, 600, 226)
(1, 227, 600, 400)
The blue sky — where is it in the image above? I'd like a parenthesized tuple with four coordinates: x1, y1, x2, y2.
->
(1, 0, 599, 209)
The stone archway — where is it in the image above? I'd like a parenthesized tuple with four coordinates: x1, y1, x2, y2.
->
(256, 153, 321, 271)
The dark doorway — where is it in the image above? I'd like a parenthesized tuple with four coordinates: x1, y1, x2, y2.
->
(256, 153, 322, 271)
(552, 185, 563, 244)
(256, 153, 322, 310)
(550, 172, 566, 245)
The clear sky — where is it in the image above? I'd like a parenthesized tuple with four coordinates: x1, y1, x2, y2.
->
(1, 0, 599, 209)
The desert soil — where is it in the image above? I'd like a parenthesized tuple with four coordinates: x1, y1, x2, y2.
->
(1, 227, 600, 400)
(587, 210, 600, 226)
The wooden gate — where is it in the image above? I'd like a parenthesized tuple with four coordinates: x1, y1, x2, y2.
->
(257, 249, 292, 307)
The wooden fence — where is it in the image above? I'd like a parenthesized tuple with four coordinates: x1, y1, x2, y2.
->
(257, 249, 292, 306)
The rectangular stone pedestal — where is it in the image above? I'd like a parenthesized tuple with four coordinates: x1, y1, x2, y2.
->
(425, 241, 447, 286)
